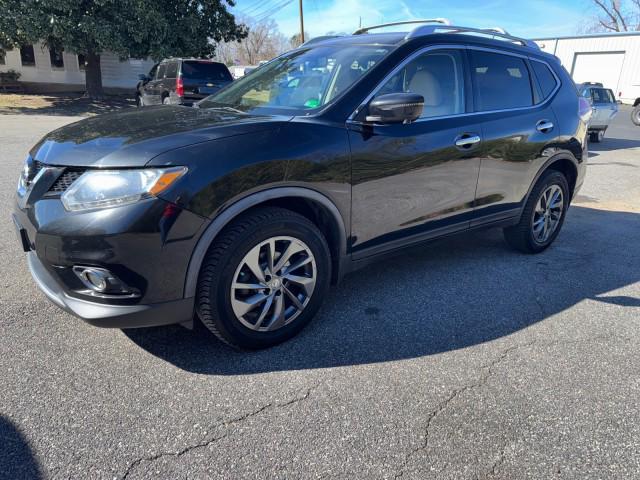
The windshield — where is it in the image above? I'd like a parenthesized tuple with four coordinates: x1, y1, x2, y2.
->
(198, 45, 391, 115)
(182, 61, 232, 82)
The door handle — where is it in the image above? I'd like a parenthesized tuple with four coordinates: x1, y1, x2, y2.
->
(454, 134, 481, 149)
(536, 120, 554, 133)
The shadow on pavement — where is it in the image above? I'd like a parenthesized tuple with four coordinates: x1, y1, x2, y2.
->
(124, 206, 640, 375)
(0, 416, 42, 480)
(0, 93, 134, 116)
(589, 137, 640, 153)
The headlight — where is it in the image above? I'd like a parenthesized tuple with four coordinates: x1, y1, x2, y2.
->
(61, 167, 187, 212)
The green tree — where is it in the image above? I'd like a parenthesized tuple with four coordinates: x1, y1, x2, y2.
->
(0, 0, 247, 98)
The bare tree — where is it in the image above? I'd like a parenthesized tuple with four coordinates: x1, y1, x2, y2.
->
(590, 0, 640, 31)
(215, 16, 289, 66)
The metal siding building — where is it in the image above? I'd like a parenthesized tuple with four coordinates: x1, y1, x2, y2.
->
(0, 42, 154, 92)
(534, 32, 640, 105)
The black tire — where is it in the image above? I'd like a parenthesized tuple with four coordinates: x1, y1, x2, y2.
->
(503, 170, 570, 254)
(632, 106, 640, 127)
(196, 207, 331, 349)
(589, 130, 604, 143)
(136, 94, 143, 107)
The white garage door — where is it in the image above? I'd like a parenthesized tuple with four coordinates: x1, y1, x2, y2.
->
(571, 52, 625, 92)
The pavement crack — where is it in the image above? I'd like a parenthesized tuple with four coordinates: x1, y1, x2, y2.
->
(120, 384, 318, 479)
(393, 343, 533, 479)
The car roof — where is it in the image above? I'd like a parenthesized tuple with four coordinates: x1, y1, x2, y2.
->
(304, 31, 551, 60)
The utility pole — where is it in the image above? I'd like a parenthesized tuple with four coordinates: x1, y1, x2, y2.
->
(299, 0, 305, 43)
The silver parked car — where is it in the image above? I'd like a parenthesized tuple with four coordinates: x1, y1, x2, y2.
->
(577, 82, 619, 142)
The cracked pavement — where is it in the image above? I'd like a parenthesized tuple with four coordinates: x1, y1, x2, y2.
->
(1, 108, 639, 479)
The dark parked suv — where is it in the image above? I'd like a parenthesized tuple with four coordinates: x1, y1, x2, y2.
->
(13, 20, 588, 349)
(136, 58, 233, 107)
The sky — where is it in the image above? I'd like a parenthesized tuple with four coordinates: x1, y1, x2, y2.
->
(230, 0, 593, 40)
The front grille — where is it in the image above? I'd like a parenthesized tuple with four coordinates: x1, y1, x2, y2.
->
(49, 170, 84, 192)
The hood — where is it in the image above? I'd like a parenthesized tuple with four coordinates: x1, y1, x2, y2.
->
(30, 106, 290, 167)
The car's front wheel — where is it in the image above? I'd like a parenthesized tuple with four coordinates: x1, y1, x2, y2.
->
(503, 170, 569, 254)
(196, 207, 331, 349)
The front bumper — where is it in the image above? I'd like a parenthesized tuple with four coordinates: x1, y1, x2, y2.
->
(27, 251, 194, 328)
(13, 188, 207, 328)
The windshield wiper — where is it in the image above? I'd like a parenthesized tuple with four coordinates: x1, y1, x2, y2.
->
(214, 106, 248, 115)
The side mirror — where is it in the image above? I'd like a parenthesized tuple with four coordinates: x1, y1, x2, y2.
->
(366, 93, 424, 124)
(138, 74, 150, 82)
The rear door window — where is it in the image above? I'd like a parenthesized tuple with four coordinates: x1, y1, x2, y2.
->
(156, 63, 167, 80)
(182, 61, 233, 82)
(470, 50, 534, 111)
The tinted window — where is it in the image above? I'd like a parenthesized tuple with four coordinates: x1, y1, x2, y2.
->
(181, 61, 232, 81)
(20, 45, 35, 66)
(377, 50, 465, 118)
(156, 63, 167, 80)
(470, 51, 533, 111)
(531, 60, 557, 100)
(591, 88, 614, 104)
(165, 62, 178, 79)
(49, 48, 64, 68)
(78, 54, 87, 70)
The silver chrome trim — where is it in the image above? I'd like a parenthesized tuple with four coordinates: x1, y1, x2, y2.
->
(347, 45, 562, 125)
(406, 25, 540, 50)
(353, 18, 451, 35)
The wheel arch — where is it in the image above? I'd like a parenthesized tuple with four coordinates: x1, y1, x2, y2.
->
(524, 155, 579, 207)
(184, 187, 349, 298)
(633, 98, 640, 107)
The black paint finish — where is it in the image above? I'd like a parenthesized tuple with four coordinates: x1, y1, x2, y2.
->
(13, 32, 588, 328)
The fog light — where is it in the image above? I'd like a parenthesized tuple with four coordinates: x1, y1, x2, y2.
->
(72, 266, 139, 297)
(83, 269, 109, 291)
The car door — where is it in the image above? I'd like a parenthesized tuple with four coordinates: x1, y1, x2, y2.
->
(348, 47, 483, 258)
(139, 64, 157, 99)
(591, 88, 618, 127)
(469, 50, 561, 225)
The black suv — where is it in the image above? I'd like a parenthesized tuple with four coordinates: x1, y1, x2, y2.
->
(13, 21, 588, 349)
(136, 58, 233, 107)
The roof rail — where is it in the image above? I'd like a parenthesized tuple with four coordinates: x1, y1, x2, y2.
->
(406, 24, 540, 49)
(353, 18, 451, 35)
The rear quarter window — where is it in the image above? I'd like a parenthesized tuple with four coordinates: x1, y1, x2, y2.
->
(470, 50, 533, 111)
(531, 60, 558, 100)
(165, 62, 178, 79)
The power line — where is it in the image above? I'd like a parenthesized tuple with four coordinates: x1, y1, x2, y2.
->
(254, 0, 294, 22)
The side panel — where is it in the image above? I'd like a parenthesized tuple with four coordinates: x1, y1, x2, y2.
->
(150, 121, 352, 230)
(473, 106, 560, 221)
(349, 117, 482, 256)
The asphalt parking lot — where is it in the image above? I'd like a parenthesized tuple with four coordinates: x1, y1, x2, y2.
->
(1, 107, 639, 480)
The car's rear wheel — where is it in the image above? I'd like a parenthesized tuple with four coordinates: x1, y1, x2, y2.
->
(136, 94, 143, 107)
(162, 96, 171, 105)
(632, 106, 640, 127)
(590, 129, 605, 143)
(503, 170, 569, 254)
(196, 207, 331, 349)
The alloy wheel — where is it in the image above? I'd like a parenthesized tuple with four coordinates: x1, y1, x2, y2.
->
(532, 184, 564, 243)
(230, 236, 317, 332)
